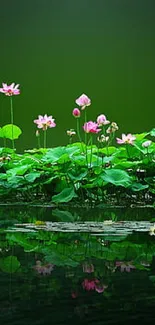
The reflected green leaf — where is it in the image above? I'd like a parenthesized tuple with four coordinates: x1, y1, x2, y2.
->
(0, 256, 20, 273)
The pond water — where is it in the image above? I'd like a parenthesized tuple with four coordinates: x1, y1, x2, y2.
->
(0, 206, 155, 325)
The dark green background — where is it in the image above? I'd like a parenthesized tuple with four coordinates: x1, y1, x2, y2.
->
(0, 0, 155, 151)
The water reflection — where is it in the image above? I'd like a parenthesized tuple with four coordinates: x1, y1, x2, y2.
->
(0, 229, 155, 324)
(0, 204, 154, 224)
(0, 205, 155, 324)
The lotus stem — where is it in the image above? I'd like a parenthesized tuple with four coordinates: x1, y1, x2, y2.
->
(126, 144, 130, 159)
(84, 110, 87, 145)
(10, 96, 15, 149)
(44, 130, 47, 148)
(90, 135, 93, 167)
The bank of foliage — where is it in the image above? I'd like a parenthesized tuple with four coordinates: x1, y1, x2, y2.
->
(0, 86, 154, 205)
(0, 130, 154, 205)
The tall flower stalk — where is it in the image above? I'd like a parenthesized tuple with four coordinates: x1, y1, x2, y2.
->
(10, 96, 14, 149)
(90, 135, 93, 167)
(83, 121, 101, 168)
(72, 108, 82, 141)
(0, 82, 20, 149)
(34, 114, 56, 148)
(84, 110, 87, 145)
(44, 129, 47, 148)
(72, 108, 85, 152)
(67, 129, 76, 144)
(75, 93, 91, 155)
(97, 114, 111, 157)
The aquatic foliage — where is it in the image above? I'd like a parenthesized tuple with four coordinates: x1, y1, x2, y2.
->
(0, 87, 154, 205)
(0, 226, 154, 271)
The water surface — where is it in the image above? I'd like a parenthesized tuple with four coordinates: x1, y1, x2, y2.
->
(0, 206, 155, 324)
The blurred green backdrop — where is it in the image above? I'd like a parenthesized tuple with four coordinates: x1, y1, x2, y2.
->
(0, 0, 155, 151)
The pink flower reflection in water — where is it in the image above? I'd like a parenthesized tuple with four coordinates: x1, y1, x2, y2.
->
(82, 262, 94, 273)
(33, 260, 54, 275)
(82, 278, 108, 293)
(115, 261, 136, 272)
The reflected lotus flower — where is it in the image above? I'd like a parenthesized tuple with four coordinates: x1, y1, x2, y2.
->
(82, 278, 99, 291)
(82, 278, 108, 293)
(97, 114, 110, 126)
(95, 283, 108, 293)
(75, 93, 91, 110)
(0, 82, 20, 96)
(33, 260, 54, 275)
(34, 114, 56, 131)
(140, 261, 150, 267)
(83, 121, 101, 134)
(116, 133, 136, 145)
(116, 261, 136, 272)
(82, 262, 94, 273)
(71, 292, 78, 299)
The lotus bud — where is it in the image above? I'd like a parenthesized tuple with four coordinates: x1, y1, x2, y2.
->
(72, 108, 81, 118)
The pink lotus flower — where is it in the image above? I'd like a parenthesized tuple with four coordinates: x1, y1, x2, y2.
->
(142, 140, 152, 148)
(0, 82, 20, 96)
(82, 262, 94, 273)
(115, 261, 136, 272)
(72, 108, 81, 118)
(75, 93, 91, 110)
(34, 114, 56, 131)
(33, 260, 54, 275)
(83, 121, 101, 134)
(97, 114, 110, 126)
(116, 133, 136, 145)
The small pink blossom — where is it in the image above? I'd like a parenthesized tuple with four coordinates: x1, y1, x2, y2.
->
(142, 140, 152, 148)
(0, 82, 20, 96)
(83, 121, 101, 134)
(72, 108, 81, 118)
(82, 262, 94, 273)
(97, 114, 110, 126)
(34, 114, 56, 131)
(116, 133, 136, 145)
(75, 93, 91, 110)
(115, 261, 136, 272)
